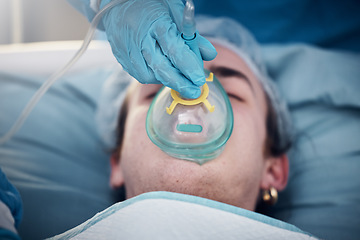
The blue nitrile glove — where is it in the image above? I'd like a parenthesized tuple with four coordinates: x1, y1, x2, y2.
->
(100, 0, 217, 99)
(0, 168, 22, 231)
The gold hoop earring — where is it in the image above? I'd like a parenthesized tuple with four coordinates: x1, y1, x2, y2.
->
(262, 187, 278, 205)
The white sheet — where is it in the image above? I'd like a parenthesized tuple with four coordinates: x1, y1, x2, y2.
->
(51, 192, 317, 240)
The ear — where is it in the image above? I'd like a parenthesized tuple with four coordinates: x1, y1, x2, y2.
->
(260, 154, 289, 192)
(110, 150, 125, 189)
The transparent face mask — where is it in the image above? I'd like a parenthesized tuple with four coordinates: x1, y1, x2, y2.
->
(146, 70, 234, 165)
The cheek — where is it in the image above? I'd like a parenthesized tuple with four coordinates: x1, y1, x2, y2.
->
(124, 107, 148, 147)
(214, 103, 267, 208)
(120, 107, 154, 175)
(231, 100, 266, 140)
(226, 100, 267, 164)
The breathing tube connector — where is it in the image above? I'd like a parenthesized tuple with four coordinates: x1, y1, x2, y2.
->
(181, 0, 196, 40)
(0, 0, 128, 145)
(181, 0, 202, 67)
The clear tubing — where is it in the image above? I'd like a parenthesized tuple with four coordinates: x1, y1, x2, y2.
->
(181, 0, 202, 72)
(0, 0, 128, 145)
(181, 0, 196, 39)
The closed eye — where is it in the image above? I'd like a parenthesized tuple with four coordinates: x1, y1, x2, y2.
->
(142, 85, 162, 100)
(227, 93, 244, 102)
(146, 91, 158, 100)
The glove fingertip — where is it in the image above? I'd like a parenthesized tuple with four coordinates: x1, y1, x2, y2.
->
(197, 35, 217, 61)
(200, 47, 217, 61)
(178, 85, 202, 99)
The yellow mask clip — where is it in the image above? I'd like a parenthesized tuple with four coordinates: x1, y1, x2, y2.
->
(166, 72, 215, 115)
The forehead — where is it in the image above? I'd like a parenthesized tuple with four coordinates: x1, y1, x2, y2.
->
(209, 44, 250, 68)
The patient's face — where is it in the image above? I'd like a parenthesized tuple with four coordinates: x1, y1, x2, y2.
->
(112, 44, 276, 210)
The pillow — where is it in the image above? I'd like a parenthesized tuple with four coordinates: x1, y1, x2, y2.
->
(50, 191, 317, 240)
(0, 41, 119, 239)
(261, 44, 360, 240)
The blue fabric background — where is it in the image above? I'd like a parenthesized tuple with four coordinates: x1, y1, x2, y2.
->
(262, 44, 360, 240)
(0, 68, 116, 239)
(194, 0, 360, 52)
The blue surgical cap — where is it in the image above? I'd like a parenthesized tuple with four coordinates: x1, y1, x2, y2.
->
(96, 66, 134, 149)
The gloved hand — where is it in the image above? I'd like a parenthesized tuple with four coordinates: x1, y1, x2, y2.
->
(100, 0, 217, 99)
(0, 168, 22, 232)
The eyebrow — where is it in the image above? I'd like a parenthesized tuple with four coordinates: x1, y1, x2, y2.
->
(208, 66, 255, 94)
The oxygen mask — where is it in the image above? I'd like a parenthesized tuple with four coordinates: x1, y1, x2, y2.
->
(146, 70, 233, 165)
